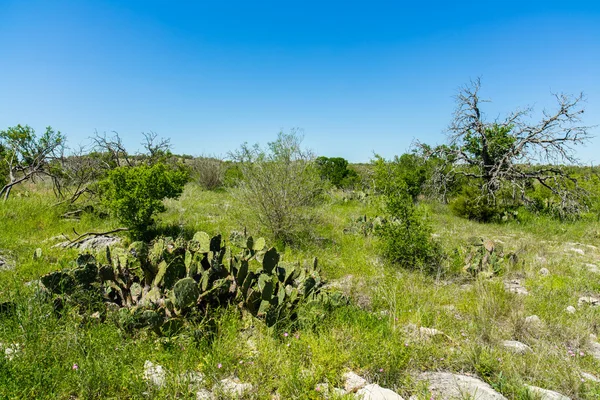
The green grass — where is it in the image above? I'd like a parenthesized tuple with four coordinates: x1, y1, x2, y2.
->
(0, 182, 599, 399)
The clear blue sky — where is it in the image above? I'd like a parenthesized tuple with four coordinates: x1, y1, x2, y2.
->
(1, 0, 599, 163)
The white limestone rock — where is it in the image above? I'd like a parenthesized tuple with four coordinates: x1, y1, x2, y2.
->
(418, 372, 507, 400)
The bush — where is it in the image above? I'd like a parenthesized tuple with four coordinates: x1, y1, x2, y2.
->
(99, 163, 188, 238)
(449, 185, 516, 222)
(375, 189, 442, 272)
(372, 152, 430, 200)
(223, 163, 244, 187)
(230, 130, 324, 243)
(189, 156, 225, 190)
(0, 143, 7, 186)
(315, 156, 360, 189)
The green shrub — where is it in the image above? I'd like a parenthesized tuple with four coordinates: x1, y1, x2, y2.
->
(449, 185, 517, 222)
(372, 152, 430, 200)
(223, 163, 244, 187)
(0, 142, 7, 186)
(230, 130, 324, 243)
(375, 190, 442, 272)
(315, 156, 360, 189)
(189, 156, 225, 190)
(98, 163, 188, 238)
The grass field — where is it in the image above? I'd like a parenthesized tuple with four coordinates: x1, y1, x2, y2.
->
(1, 182, 599, 399)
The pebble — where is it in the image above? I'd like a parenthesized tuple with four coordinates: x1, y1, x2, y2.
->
(501, 340, 532, 354)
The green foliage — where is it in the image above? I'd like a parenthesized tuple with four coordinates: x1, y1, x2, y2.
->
(189, 156, 225, 190)
(38, 232, 343, 333)
(343, 214, 384, 236)
(463, 124, 516, 166)
(0, 124, 65, 199)
(315, 156, 360, 188)
(223, 163, 244, 187)
(375, 190, 442, 272)
(0, 142, 7, 186)
(462, 237, 515, 277)
(98, 163, 188, 238)
(372, 151, 431, 200)
(450, 186, 503, 222)
(230, 130, 325, 243)
(449, 183, 519, 223)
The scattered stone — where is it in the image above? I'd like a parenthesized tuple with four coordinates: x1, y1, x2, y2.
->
(33, 248, 43, 260)
(0, 254, 14, 271)
(1, 343, 21, 361)
(406, 324, 447, 340)
(143, 360, 166, 388)
(580, 372, 600, 383)
(179, 370, 205, 390)
(589, 341, 600, 361)
(420, 327, 445, 338)
(524, 385, 570, 400)
(343, 371, 368, 393)
(53, 235, 121, 251)
(196, 389, 212, 400)
(578, 296, 600, 307)
(355, 384, 405, 400)
(585, 264, 600, 274)
(504, 280, 528, 295)
(418, 372, 507, 400)
(538, 268, 550, 276)
(536, 256, 548, 264)
(325, 274, 372, 310)
(501, 340, 532, 354)
(525, 315, 542, 327)
(565, 306, 576, 314)
(569, 248, 585, 255)
(214, 378, 253, 397)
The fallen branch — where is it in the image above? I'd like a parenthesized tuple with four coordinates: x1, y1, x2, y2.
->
(62, 227, 128, 248)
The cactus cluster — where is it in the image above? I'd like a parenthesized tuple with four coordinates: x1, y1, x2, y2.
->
(343, 215, 384, 236)
(39, 232, 343, 333)
(464, 237, 516, 277)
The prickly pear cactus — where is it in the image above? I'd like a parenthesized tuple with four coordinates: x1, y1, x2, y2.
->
(38, 230, 345, 333)
(464, 237, 511, 277)
(173, 277, 200, 310)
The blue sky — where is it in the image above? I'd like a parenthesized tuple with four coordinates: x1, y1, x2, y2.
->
(1, 0, 599, 163)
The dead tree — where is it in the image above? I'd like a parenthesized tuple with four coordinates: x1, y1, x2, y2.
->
(140, 131, 171, 164)
(434, 78, 594, 215)
(91, 131, 132, 168)
(52, 145, 106, 205)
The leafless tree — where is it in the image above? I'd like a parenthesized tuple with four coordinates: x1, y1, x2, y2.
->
(433, 78, 594, 215)
(140, 131, 171, 164)
(91, 130, 132, 168)
(52, 145, 106, 205)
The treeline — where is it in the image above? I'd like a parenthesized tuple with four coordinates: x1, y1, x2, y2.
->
(1, 81, 598, 245)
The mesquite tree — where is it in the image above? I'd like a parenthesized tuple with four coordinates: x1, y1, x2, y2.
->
(0, 124, 65, 201)
(230, 130, 324, 243)
(433, 79, 593, 216)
